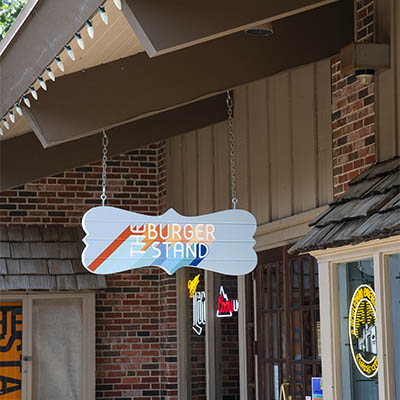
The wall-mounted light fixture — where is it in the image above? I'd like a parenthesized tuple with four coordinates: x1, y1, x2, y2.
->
(340, 43, 389, 86)
(355, 69, 375, 85)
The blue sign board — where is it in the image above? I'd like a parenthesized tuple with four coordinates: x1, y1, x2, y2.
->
(312, 377, 323, 399)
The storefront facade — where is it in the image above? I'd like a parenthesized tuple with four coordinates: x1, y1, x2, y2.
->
(0, 0, 399, 399)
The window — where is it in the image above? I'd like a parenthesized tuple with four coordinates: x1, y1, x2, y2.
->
(314, 238, 400, 400)
(0, 293, 95, 400)
(338, 259, 378, 400)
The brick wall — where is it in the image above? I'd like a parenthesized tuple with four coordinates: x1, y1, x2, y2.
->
(1, 141, 177, 400)
(0, 142, 166, 225)
(331, 0, 376, 198)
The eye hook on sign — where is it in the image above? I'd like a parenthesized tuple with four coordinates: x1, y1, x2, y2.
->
(100, 129, 108, 207)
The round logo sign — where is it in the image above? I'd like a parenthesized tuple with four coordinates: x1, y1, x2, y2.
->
(348, 284, 378, 378)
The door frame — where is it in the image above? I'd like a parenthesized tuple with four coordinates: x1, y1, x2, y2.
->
(0, 292, 95, 400)
(310, 237, 400, 400)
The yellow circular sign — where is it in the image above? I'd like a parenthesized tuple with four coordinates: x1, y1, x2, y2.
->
(348, 284, 378, 378)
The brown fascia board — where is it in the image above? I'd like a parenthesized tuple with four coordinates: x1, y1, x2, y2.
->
(122, 0, 338, 57)
(0, 0, 103, 118)
(24, 0, 354, 148)
(0, 94, 227, 191)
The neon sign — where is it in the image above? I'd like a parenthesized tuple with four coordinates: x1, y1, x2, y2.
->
(82, 207, 257, 276)
(216, 286, 238, 317)
(188, 274, 200, 299)
(188, 275, 206, 335)
(192, 290, 206, 335)
(348, 284, 378, 378)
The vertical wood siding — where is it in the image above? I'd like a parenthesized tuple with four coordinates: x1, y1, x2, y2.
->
(167, 60, 333, 224)
(376, 0, 400, 160)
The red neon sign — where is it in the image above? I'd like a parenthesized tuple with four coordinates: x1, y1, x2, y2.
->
(216, 286, 239, 318)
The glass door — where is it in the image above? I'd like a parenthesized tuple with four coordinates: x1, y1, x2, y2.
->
(254, 247, 321, 400)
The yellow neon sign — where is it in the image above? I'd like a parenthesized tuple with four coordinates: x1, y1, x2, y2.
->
(187, 274, 200, 298)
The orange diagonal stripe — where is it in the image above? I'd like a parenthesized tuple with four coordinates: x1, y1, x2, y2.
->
(88, 226, 132, 272)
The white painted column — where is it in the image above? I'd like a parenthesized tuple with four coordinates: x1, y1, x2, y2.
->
(317, 260, 342, 400)
(373, 253, 396, 399)
(238, 275, 248, 399)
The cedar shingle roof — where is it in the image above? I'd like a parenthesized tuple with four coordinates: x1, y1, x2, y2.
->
(0, 226, 106, 290)
(289, 157, 400, 254)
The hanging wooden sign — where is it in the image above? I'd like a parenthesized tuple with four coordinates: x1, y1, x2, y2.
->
(81, 206, 257, 276)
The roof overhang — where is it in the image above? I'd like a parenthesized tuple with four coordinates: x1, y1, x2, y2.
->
(0, 0, 105, 118)
(23, 0, 353, 148)
(0, 94, 227, 191)
(121, 0, 339, 57)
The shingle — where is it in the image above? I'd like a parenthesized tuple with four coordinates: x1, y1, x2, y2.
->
(365, 157, 400, 180)
(29, 275, 57, 290)
(379, 210, 400, 231)
(351, 157, 400, 184)
(5, 275, 30, 290)
(5, 259, 20, 274)
(338, 177, 381, 202)
(75, 228, 85, 241)
(30, 242, 60, 258)
(11, 242, 31, 258)
(58, 229, 79, 242)
(369, 173, 400, 194)
(48, 259, 74, 275)
(59, 243, 80, 259)
(72, 259, 87, 274)
(19, 259, 48, 275)
(77, 274, 104, 289)
(23, 227, 42, 241)
(380, 192, 400, 211)
(315, 195, 388, 227)
(76, 241, 85, 254)
(42, 228, 59, 242)
(0, 243, 11, 258)
(96, 275, 107, 289)
(7, 226, 23, 241)
(0, 276, 4, 290)
(0, 259, 7, 275)
(56, 275, 78, 290)
(0, 226, 8, 241)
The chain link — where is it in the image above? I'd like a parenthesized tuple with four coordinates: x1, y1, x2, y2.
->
(101, 129, 108, 206)
(227, 90, 238, 209)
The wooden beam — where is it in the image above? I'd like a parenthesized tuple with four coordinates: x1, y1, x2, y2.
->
(0, 94, 226, 191)
(122, 0, 338, 57)
(0, 0, 103, 118)
(25, 0, 353, 148)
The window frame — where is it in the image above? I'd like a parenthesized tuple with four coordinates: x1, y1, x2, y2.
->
(0, 292, 95, 400)
(310, 236, 400, 400)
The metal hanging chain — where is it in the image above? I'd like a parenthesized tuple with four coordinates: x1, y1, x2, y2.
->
(227, 90, 238, 209)
(101, 129, 108, 207)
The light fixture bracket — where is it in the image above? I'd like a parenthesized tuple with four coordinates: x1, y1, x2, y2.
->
(340, 42, 390, 76)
